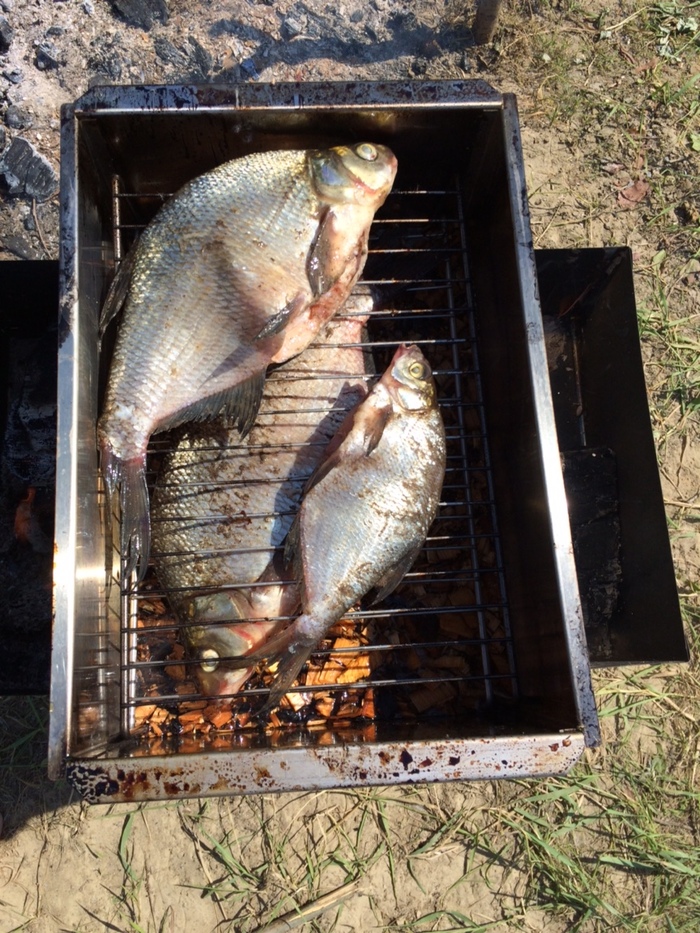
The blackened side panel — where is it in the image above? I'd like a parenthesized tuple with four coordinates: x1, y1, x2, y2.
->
(537, 248, 687, 664)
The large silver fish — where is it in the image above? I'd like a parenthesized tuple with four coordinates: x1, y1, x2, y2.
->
(230, 343, 446, 713)
(99, 143, 397, 580)
(151, 296, 374, 697)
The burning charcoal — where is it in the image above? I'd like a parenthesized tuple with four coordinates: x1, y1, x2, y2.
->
(204, 707, 233, 730)
(284, 690, 310, 714)
(134, 703, 158, 727)
(313, 694, 335, 718)
(0, 14, 12, 52)
(0, 136, 58, 200)
(108, 0, 168, 30)
(360, 689, 375, 719)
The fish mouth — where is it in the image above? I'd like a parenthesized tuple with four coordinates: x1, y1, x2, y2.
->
(311, 144, 397, 204)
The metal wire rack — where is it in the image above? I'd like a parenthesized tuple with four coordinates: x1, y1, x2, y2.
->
(105, 168, 517, 747)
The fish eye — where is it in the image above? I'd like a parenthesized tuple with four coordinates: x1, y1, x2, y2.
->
(200, 648, 219, 673)
(408, 360, 427, 380)
(355, 143, 378, 162)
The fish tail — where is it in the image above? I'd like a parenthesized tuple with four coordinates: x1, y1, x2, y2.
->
(101, 444, 150, 584)
(257, 614, 324, 714)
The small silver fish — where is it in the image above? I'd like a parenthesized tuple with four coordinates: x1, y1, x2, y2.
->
(151, 295, 375, 696)
(232, 343, 446, 713)
(99, 143, 397, 580)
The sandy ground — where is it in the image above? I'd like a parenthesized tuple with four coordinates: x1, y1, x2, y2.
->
(1, 1, 698, 931)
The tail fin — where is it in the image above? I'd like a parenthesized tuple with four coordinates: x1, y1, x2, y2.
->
(214, 615, 320, 714)
(101, 444, 150, 584)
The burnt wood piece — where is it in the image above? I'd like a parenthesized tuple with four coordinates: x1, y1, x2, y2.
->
(473, 0, 504, 44)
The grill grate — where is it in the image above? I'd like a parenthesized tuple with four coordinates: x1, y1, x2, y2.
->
(104, 169, 517, 746)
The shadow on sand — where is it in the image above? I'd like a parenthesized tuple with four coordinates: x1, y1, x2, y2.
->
(0, 695, 75, 838)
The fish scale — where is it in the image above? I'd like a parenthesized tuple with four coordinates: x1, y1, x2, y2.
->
(98, 143, 397, 581)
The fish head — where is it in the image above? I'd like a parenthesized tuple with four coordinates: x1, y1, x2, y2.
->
(186, 618, 280, 698)
(181, 589, 288, 697)
(310, 142, 397, 208)
(181, 591, 268, 697)
(383, 344, 438, 412)
(188, 627, 256, 698)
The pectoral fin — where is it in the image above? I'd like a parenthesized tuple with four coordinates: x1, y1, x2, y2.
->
(253, 303, 298, 341)
(307, 208, 364, 298)
(370, 545, 423, 605)
(205, 615, 322, 714)
(302, 402, 390, 495)
(156, 370, 266, 439)
(99, 244, 138, 342)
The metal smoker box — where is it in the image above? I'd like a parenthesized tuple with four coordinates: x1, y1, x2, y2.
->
(50, 81, 608, 802)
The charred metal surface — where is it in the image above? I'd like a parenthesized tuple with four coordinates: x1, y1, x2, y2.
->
(67, 732, 586, 803)
(538, 248, 686, 666)
(73, 80, 504, 116)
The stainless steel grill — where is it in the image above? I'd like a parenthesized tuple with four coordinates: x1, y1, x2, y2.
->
(50, 81, 601, 802)
(111, 176, 517, 741)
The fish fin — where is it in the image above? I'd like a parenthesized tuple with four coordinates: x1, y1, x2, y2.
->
(252, 300, 300, 342)
(302, 402, 390, 496)
(307, 207, 334, 297)
(360, 405, 391, 456)
(102, 449, 150, 585)
(255, 616, 324, 714)
(207, 615, 323, 713)
(156, 371, 266, 439)
(370, 545, 423, 605)
(307, 207, 358, 298)
(99, 243, 138, 341)
(260, 642, 314, 714)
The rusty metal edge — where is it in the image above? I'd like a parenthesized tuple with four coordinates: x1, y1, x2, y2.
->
(66, 731, 586, 803)
(68, 80, 504, 115)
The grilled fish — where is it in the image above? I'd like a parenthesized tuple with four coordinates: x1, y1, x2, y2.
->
(99, 143, 397, 581)
(232, 343, 446, 713)
(151, 295, 374, 696)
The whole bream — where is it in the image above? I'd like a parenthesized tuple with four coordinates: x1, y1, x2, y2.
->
(228, 343, 446, 713)
(98, 142, 397, 580)
(151, 295, 374, 697)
